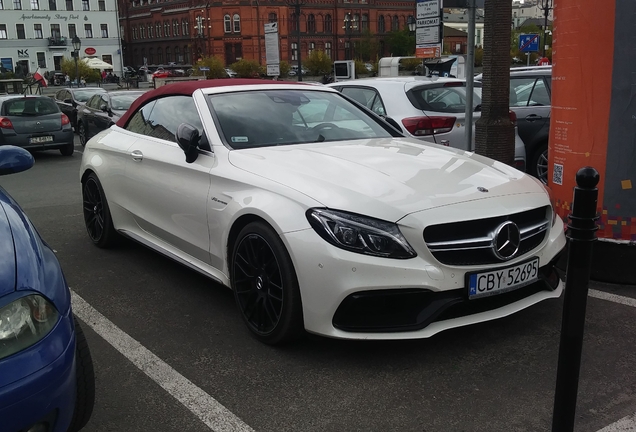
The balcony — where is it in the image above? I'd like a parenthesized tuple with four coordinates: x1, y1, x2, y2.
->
(48, 37, 68, 48)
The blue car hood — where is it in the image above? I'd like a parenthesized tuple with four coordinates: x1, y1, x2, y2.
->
(0, 186, 70, 310)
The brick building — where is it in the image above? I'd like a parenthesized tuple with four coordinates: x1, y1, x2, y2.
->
(118, 0, 416, 68)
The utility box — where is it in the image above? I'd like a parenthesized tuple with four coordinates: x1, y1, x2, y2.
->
(333, 60, 355, 82)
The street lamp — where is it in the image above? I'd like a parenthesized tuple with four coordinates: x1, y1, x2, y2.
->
(342, 13, 358, 60)
(286, 0, 305, 82)
(407, 15, 416, 33)
(72, 35, 81, 87)
(540, 0, 553, 56)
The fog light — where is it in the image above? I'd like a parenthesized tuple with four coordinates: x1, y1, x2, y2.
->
(26, 422, 49, 432)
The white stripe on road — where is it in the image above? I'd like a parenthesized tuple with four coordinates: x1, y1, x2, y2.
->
(70, 290, 255, 432)
(589, 289, 636, 308)
(597, 413, 636, 432)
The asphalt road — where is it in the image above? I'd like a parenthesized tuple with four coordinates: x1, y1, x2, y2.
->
(2, 137, 636, 432)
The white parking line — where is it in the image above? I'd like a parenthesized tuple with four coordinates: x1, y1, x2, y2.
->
(596, 413, 636, 432)
(589, 289, 636, 308)
(70, 290, 255, 432)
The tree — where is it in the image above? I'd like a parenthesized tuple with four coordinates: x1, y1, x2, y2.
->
(303, 50, 332, 76)
(60, 57, 101, 83)
(356, 29, 380, 61)
(278, 60, 292, 77)
(230, 59, 262, 78)
(475, 0, 515, 166)
(386, 27, 416, 57)
(192, 56, 226, 79)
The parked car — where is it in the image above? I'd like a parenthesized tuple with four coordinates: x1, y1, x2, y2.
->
(77, 91, 146, 146)
(225, 68, 237, 78)
(0, 145, 95, 431)
(80, 79, 566, 345)
(53, 87, 107, 131)
(327, 77, 527, 171)
(0, 95, 75, 156)
(152, 69, 171, 79)
(475, 66, 552, 183)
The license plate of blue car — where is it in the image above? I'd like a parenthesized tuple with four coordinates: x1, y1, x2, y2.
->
(468, 257, 540, 299)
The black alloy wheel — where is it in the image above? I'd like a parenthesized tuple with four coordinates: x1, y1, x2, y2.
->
(82, 173, 117, 248)
(231, 222, 303, 344)
(78, 122, 87, 147)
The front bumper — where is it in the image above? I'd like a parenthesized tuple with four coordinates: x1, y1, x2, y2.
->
(282, 201, 566, 340)
(0, 308, 76, 432)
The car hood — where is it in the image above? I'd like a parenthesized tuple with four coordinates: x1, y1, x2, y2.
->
(228, 137, 545, 222)
(0, 187, 70, 309)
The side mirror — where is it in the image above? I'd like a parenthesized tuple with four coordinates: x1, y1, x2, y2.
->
(100, 104, 108, 112)
(0, 146, 34, 176)
(175, 123, 201, 163)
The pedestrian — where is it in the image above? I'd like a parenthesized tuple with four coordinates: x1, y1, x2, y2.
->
(101, 70, 107, 82)
(65, 74, 70, 87)
(80, 76, 86, 87)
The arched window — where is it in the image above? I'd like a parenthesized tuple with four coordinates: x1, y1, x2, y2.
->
(173, 19, 179, 36)
(308, 41, 315, 55)
(233, 14, 240, 33)
(182, 19, 187, 36)
(156, 22, 161, 38)
(175, 46, 181, 63)
(148, 24, 153, 38)
(164, 20, 170, 37)
(133, 48, 138, 64)
(268, 12, 277, 23)
(392, 15, 399, 31)
(362, 14, 368, 31)
(183, 45, 189, 64)
(157, 47, 163, 63)
(378, 15, 385, 33)
(148, 48, 154, 64)
(307, 14, 315, 33)
(290, 13, 297, 32)
(324, 14, 332, 33)
(353, 14, 360, 32)
(325, 42, 331, 59)
(165, 47, 171, 63)
(224, 14, 231, 33)
(140, 25, 145, 39)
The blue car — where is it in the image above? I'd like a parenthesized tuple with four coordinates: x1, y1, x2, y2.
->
(0, 146, 95, 432)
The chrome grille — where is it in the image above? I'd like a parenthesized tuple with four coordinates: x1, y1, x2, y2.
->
(423, 206, 551, 266)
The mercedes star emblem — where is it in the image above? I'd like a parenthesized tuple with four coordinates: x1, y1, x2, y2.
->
(492, 221, 521, 260)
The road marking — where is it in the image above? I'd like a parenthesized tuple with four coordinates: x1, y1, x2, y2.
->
(70, 290, 255, 432)
(589, 289, 636, 308)
(596, 412, 636, 432)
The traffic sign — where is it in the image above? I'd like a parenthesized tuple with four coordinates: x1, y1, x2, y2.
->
(519, 34, 540, 52)
(199, 67, 210, 71)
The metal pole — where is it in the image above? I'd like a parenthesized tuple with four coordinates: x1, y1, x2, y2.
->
(464, 0, 476, 151)
(552, 166, 600, 432)
(542, 1, 549, 57)
(74, 55, 78, 88)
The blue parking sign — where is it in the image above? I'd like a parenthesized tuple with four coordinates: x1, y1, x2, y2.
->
(519, 34, 540, 52)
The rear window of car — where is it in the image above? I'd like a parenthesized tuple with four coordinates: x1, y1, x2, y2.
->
(406, 83, 482, 113)
(2, 97, 60, 116)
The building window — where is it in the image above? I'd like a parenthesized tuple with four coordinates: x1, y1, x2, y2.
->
(102, 54, 112, 65)
(353, 14, 360, 32)
(155, 22, 161, 37)
(65, 0, 71, 10)
(268, 12, 277, 23)
(307, 14, 315, 33)
(175, 46, 181, 63)
(308, 42, 315, 56)
(392, 15, 399, 31)
(13, 0, 22, 9)
(68, 23, 76, 38)
(139, 25, 144, 39)
(223, 14, 231, 33)
(16, 24, 25, 39)
(147, 24, 152, 38)
(324, 14, 332, 33)
(101, 24, 108, 38)
(81, 0, 88, 10)
(173, 20, 179, 36)
(378, 15, 385, 33)
(132, 26, 137, 39)
(181, 19, 186, 36)
(148, 49, 153, 64)
(37, 52, 46, 68)
(183, 45, 189, 63)
(98, 0, 104, 10)
(157, 47, 162, 63)
(49, 0, 56, 10)
(30, 0, 38, 9)
(290, 13, 297, 32)
(50, 23, 60, 38)
(233, 14, 240, 33)
(84, 23, 92, 38)
(325, 42, 331, 59)
(362, 14, 368, 31)
(140, 48, 145, 64)
(164, 21, 169, 37)
(34, 23, 43, 38)
(0, 25, 6, 39)
(291, 42, 297, 61)
(165, 47, 171, 62)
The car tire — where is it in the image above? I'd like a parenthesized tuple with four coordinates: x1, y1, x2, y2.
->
(231, 221, 304, 345)
(82, 173, 118, 248)
(530, 143, 549, 184)
(78, 122, 87, 147)
(60, 143, 74, 156)
(66, 315, 96, 432)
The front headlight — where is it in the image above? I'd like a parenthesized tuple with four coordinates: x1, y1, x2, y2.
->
(307, 208, 416, 259)
(0, 295, 59, 360)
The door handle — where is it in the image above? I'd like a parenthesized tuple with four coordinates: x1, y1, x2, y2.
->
(130, 150, 143, 162)
(525, 114, 542, 122)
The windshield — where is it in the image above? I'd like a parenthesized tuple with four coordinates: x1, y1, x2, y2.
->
(3, 97, 59, 116)
(407, 84, 482, 113)
(74, 89, 105, 102)
(110, 93, 142, 111)
(208, 90, 394, 149)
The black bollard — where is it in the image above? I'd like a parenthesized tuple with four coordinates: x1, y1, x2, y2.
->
(552, 166, 599, 432)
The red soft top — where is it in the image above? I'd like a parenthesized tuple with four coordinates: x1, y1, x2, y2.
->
(115, 78, 300, 128)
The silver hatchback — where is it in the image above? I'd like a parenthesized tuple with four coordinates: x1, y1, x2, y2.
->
(327, 77, 527, 171)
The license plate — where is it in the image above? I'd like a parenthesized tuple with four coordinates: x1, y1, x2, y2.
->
(468, 257, 539, 299)
(29, 136, 53, 144)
